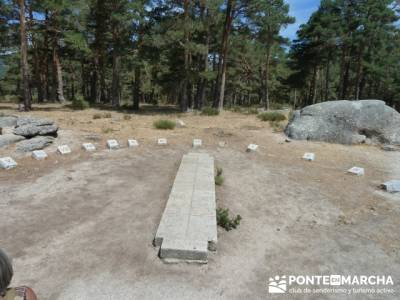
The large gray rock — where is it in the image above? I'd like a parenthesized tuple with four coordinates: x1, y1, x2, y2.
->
(16, 116, 54, 127)
(0, 134, 26, 148)
(285, 100, 400, 145)
(0, 116, 17, 128)
(16, 136, 55, 152)
(13, 117, 58, 138)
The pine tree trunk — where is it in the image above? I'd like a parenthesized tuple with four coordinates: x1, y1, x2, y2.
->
(214, 0, 235, 111)
(309, 66, 318, 105)
(195, 0, 209, 110)
(180, 0, 190, 112)
(111, 50, 120, 107)
(354, 45, 365, 100)
(264, 47, 271, 110)
(133, 66, 141, 111)
(53, 42, 65, 102)
(18, 0, 31, 111)
(325, 55, 331, 101)
(28, 7, 43, 103)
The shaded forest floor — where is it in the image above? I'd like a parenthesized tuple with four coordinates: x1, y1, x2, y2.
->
(1, 103, 400, 299)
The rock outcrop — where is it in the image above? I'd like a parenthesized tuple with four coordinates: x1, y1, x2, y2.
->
(13, 117, 58, 138)
(16, 136, 55, 152)
(285, 100, 400, 145)
(0, 134, 26, 148)
(0, 115, 58, 150)
(0, 116, 18, 129)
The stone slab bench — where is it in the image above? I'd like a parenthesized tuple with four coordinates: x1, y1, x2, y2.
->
(154, 152, 217, 263)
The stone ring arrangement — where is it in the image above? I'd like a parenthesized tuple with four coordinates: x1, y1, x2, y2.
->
(0, 113, 399, 193)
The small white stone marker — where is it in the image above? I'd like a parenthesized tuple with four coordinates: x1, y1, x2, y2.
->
(0, 157, 17, 170)
(247, 144, 259, 152)
(57, 145, 72, 155)
(158, 138, 167, 145)
(348, 167, 365, 176)
(32, 150, 48, 160)
(128, 139, 139, 147)
(303, 153, 315, 161)
(82, 143, 96, 152)
(107, 139, 119, 150)
(193, 139, 202, 147)
(176, 119, 186, 128)
(381, 180, 400, 193)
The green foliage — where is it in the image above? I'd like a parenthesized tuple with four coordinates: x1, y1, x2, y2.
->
(153, 119, 176, 130)
(201, 107, 219, 116)
(215, 175, 224, 186)
(71, 96, 89, 110)
(123, 115, 132, 121)
(216, 208, 242, 231)
(1, 0, 399, 111)
(216, 167, 223, 177)
(258, 112, 286, 122)
(102, 127, 114, 134)
(93, 112, 112, 119)
(215, 167, 224, 186)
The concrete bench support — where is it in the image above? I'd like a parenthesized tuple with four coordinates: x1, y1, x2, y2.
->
(154, 153, 217, 263)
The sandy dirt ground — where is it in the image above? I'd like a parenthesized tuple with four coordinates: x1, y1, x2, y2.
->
(0, 103, 400, 300)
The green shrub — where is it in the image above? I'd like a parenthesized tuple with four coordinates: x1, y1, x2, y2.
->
(216, 208, 242, 231)
(72, 96, 89, 110)
(216, 167, 223, 177)
(102, 127, 114, 134)
(123, 114, 132, 121)
(230, 106, 243, 113)
(215, 175, 224, 186)
(270, 121, 286, 133)
(246, 107, 259, 115)
(215, 167, 224, 186)
(93, 112, 112, 119)
(269, 102, 285, 110)
(153, 119, 176, 130)
(201, 107, 219, 116)
(257, 111, 286, 122)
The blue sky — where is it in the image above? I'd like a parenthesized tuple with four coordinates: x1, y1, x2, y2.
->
(281, 0, 320, 41)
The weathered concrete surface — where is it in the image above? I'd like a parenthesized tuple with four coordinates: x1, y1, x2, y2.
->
(247, 144, 258, 152)
(82, 143, 96, 152)
(303, 152, 316, 161)
(0, 134, 25, 148)
(32, 150, 48, 160)
(57, 145, 72, 155)
(107, 139, 119, 150)
(285, 100, 400, 145)
(381, 180, 400, 193)
(155, 153, 217, 262)
(159, 239, 208, 262)
(158, 138, 167, 145)
(128, 139, 139, 147)
(348, 166, 365, 176)
(15, 136, 55, 152)
(0, 156, 17, 169)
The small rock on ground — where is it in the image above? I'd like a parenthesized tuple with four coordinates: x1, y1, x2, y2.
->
(16, 136, 55, 152)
